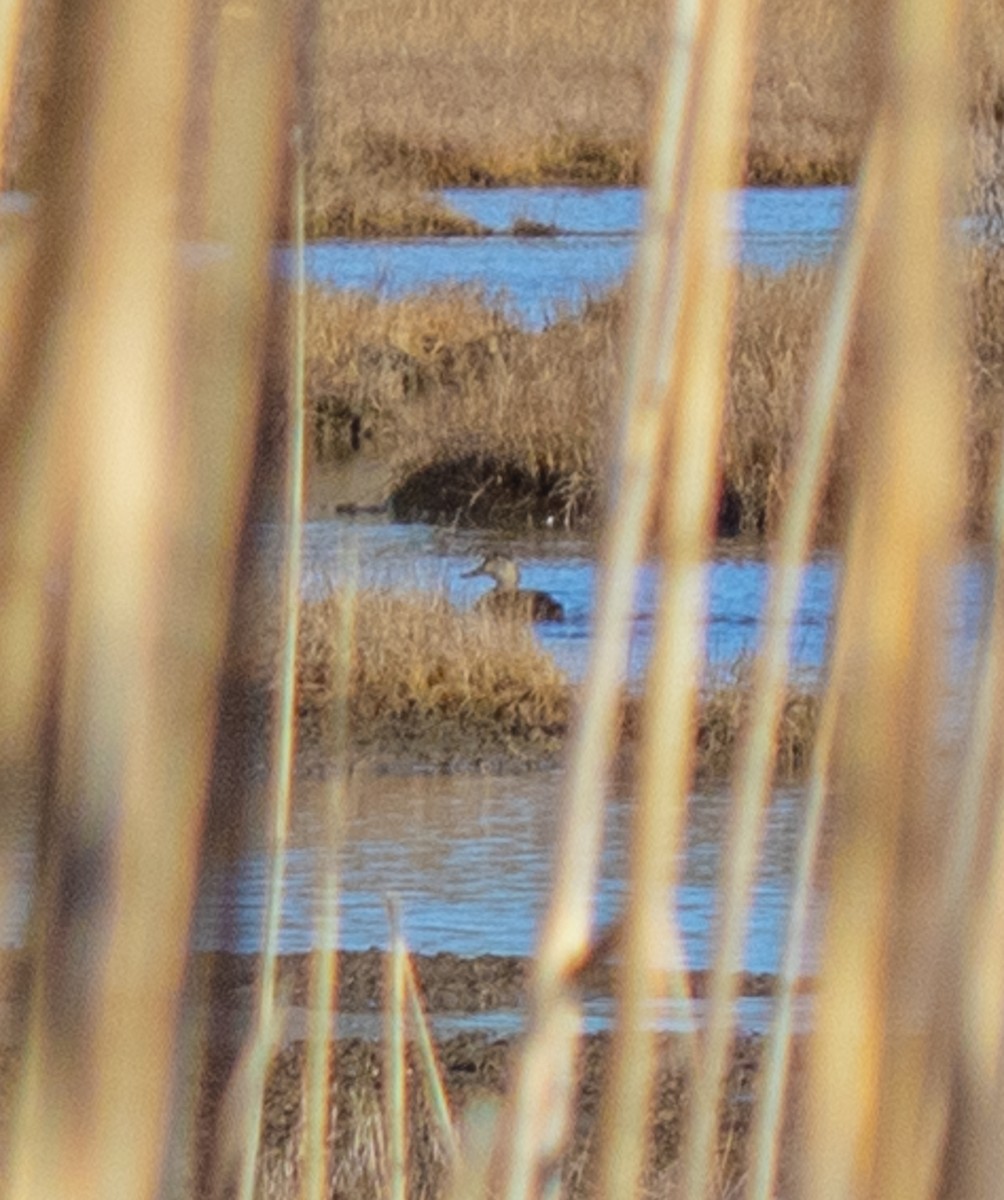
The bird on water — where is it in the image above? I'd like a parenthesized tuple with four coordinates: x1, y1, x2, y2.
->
(462, 553, 565, 623)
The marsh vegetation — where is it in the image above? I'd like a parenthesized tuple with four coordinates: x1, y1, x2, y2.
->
(8, 0, 1004, 237)
(2, 1, 1004, 1200)
(268, 244, 1004, 540)
(234, 586, 821, 773)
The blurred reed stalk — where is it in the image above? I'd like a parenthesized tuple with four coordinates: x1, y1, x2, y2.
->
(806, 3, 968, 1200)
(405, 954, 460, 1161)
(385, 896, 408, 1200)
(303, 549, 356, 1200)
(0, 1, 293, 1199)
(597, 0, 766, 1190)
(942, 302, 1004, 1194)
(708, 101, 888, 1200)
(236, 118, 309, 1200)
(0, 0, 25, 180)
(488, 2, 707, 1195)
(742, 116, 890, 1192)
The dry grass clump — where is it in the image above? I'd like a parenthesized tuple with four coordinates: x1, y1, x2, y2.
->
(697, 659, 822, 783)
(723, 264, 848, 540)
(241, 587, 573, 758)
(387, 296, 618, 528)
(962, 244, 1004, 535)
(278, 246, 1004, 540)
(226, 1034, 768, 1200)
(295, 170, 487, 240)
(747, 0, 874, 186)
(263, 284, 616, 527)
(9, 0, 1004, 229)
(236, 585, 822, 776)
(294, 0, 1004, 210)
(264, 284, 518, 465)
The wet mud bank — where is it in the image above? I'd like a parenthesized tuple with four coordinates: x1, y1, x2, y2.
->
(194, 948, 814, 1016)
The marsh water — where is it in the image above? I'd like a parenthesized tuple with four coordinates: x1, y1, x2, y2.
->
(1, 184, 984, 1033)
(187, 523, 992, 997)
(292, 185, 851, 326)
(196, 769, 818, 973)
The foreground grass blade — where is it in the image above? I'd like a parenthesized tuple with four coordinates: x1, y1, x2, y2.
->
(3, 3, 206, 1198)
(745, 515, 858, 1200)
(293, 122, 344, 1200)
(731, 116, 889, 1200)
(0, 0, 26, 185)
(490, 4, 706, 1197)
(607, 2, 763, 1198)
(385, 896, 408, 1200)
(596, 0, 762, 1186)
(236, 115, 308, 1200)
(304, 576, 355, 1200)
(405, 955, 460, 1162)
(806, 3, 965, 1199)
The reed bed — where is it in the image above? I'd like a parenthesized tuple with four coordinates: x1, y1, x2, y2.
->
(3, 2, 1004, 1200)
(274, 245, 1004, 540)
(8, 1, 1004, 234)
(236, 586, 819, 775)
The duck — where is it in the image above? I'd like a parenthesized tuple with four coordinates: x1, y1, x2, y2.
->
(462, 553, 565, 623)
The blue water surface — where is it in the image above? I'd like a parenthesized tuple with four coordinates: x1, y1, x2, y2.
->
(286, 185, 851, 328)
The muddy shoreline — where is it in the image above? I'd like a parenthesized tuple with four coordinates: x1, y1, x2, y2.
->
(0, 948, 813, 1018)
(0, 950, 808, 1197)
(191, 949, 814, 1015)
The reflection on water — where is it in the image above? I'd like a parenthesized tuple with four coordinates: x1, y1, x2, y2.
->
(196, 769, 822, 975)
(285, 185, 851, 328)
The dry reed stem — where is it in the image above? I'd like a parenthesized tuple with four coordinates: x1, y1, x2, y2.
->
(931, 187, 1004, 1195)
(303, 559, 354, 1200)
(404, 955, 460, 1162)
(944, 376, 1004, 1191)
(741, 121, 888, 1200)
(592, 0, 716, 1191)
(701, 110, 885, 1200)
(633, 0, 765, 1195)
(0, 0, 26, 184)
(955, 657, 1004, 1196)
(806, 3, 966, 1199)
(927, 269, 1004, 1200)
(237, 122, 308, 1200)
(385, 897, 407, 1200)
(487, 3, 700, 1193)
(4, 2, 206, 1199)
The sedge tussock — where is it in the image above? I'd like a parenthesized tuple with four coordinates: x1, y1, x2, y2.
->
(237, 588, 821, 777)
(241, 588, 572, 749)
(273, 245, 1004, 541)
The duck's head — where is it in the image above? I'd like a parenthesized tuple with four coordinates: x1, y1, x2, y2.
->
(462, 552, 520, 590)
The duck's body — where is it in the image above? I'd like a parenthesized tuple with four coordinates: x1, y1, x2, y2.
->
(463, 553, 565, 623)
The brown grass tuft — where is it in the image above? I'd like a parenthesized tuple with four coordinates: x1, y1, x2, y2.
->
(272, 245, 1004, 541)
(239, 587, 572, 762)
(11, 0, 1004, 227)
(697, 658, 822, 782)
(237, 588, 821, 776)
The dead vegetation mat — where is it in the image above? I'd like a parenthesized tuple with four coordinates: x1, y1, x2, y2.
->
(188, 1028, 801, 1200)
